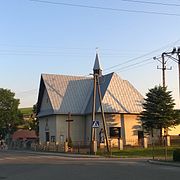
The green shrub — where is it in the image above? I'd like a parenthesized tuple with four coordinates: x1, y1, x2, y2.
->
(173, 149, 180, 162)
(68, 137, 73, 148)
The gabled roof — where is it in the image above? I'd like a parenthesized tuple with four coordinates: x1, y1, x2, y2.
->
(37, 72, 143, 117)
(37, 74, 93, 116)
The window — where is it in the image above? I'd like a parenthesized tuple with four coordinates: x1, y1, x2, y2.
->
(51, 136, 55, 142)
(138, 131, 144, 139)
(45, 132, 50, 142)
(110, 127, 121, 138)
(45, 119, 49, 131)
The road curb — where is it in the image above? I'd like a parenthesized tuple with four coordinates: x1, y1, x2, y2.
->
(7, 150, 102, 159)
(148, 159, 180, 167)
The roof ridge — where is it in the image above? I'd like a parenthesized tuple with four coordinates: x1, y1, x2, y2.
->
(42, 73, 91, 79)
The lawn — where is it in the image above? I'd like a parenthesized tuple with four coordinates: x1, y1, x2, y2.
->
(98, 146, 179, 159)
(19, 107, 33, 115)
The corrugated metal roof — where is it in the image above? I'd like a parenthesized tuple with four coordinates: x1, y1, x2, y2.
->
(37, 72, 143, 116)
(42, 74, 93, 114)
(101, 73, 143, 113)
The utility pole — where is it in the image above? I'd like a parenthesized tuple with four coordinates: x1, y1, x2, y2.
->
(154, 52, 172, 161)
(160, 47, 180, 102)
(155, 52, 172, 88)
(155, 47, 180, 160)
(161, 53, 166, 88)
(177, 48, 180, 100)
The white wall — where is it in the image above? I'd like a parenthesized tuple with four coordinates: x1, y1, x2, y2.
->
(56, 115, 86, 145)
(39, 116, 56, 144)
(40, 88, 53, 112)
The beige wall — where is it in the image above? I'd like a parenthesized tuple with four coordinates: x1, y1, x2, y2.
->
(85, 113, 141, 146)
(168, 125, 180, 136)
(39, 113, 142, 146)
(85, 114, 114, 144)
(123, 114, 141, 146)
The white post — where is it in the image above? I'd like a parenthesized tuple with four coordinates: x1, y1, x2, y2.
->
(166, 136, 171, 146)
(143, 137, 148, 148)
(118, 138, 123, 150)
(91, 140, 97, 154)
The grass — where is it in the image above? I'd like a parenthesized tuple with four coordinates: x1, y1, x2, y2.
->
(19, 107, 33, 115)
(98, 146, 179, 159)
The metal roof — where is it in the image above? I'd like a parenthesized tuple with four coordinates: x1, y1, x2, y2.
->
(37, 72, 143, 117)
(93, 53, 101, 71)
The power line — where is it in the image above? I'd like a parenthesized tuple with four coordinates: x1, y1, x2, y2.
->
(28, 0, 180, 17)
(107, 57, 153, 73)
(117, 61, 154, 73)
(120, 0, 180, 7)
(104, 38, 180, 72)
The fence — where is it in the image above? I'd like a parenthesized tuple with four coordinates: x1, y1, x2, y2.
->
(7, 136, 180, 159)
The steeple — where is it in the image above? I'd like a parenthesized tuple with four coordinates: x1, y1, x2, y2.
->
(93, 53, 102, 76)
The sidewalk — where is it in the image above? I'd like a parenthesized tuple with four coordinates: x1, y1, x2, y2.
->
(7, 149, 102, 159)
(148, 159, 180, 167)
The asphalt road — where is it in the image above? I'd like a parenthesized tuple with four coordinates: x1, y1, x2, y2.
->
(0, 151, 179, 180)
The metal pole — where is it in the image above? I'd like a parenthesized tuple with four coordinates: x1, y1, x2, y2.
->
(162, 53, 166, 88)
(97, 77, 110, 153)
(161, 53, 167, 160)
(177, 50, 180, 101)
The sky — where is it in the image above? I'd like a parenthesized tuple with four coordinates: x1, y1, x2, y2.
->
(1, 0, 180, 108)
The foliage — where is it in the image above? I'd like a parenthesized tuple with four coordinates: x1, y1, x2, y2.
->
(0, 88, 23, 139)
(68, 137, 73, 148)
(31, 104, 39, 135)
(19, 104, 39, 135)
(173, 148, 180, 162)
(140, 85, 179, 133)
(102, 147, 176, 158)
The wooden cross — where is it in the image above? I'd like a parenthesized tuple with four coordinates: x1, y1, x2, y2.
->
(66, 112, 73, 142)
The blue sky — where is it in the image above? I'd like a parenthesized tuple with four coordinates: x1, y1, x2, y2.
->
(1, 0, 180, 108)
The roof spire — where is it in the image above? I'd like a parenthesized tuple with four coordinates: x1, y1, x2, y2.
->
(93, 49, 102, 76)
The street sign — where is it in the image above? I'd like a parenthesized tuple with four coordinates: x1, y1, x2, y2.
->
(92, 120, 99, 128)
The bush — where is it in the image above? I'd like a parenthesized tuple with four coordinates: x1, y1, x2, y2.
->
(173, 149, 180, 162)
(68, 137, 73, 148)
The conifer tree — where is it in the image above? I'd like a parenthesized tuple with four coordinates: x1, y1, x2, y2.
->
(140, 85, 179, 135)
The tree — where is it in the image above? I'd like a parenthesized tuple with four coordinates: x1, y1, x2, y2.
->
(19, 104, 39, 136)
(30, 104, 39, 136)
(140, 85, 179, 137)
(0, 88, 23, 139)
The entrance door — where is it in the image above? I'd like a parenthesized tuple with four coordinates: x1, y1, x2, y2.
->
(138, 131, 144, 146)
(45, 132, 50, 142)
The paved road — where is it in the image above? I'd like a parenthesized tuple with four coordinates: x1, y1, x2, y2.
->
(0, 151, 179, 180)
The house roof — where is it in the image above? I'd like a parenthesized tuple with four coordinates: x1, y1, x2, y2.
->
(37, 72, 143, 117)
(12, 129, 37, 141)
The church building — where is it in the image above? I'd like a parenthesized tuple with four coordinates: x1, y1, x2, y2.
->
(37, 54, 144, 147)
